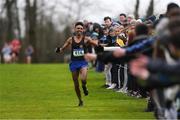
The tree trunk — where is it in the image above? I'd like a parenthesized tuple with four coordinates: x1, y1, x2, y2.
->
(6, 0, 14, 41)
(134, 0, 140, 19)
(146, 0, 154, 18)
(14, 0, 21, 39)
(25, 0, 37, 62)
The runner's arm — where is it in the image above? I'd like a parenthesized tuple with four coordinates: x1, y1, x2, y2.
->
(55, 37, 72, 53)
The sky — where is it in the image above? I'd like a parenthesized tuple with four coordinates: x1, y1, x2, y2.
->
(82, 0, 180, 23)
(1, 0, 180, 35)
(1, 0, 180, 23)
(14, 0, 180, 23)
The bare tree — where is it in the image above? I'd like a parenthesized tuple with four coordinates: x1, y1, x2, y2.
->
(146, 0, 154, 18)
(5, 0, 14, 41)
(14, 0, 21, 38)
(134, 0, 140, 19)
(0, 0, 7, 46)
(24, 0, 64, 62)
(25, 0, 37, 62)
(57, 0, 95, 25)
(0, 0, 21, 42)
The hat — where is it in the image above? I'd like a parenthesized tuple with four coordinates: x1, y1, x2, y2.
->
(136, 19, 143, 23)
(146, 15, 156, 23)
(128, 14, 135, 19)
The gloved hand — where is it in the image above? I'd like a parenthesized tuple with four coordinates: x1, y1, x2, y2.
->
(55, 47, 61, 53)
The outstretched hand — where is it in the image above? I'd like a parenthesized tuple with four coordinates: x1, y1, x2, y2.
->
(55, 47, 62, 53)
(129, 55, 150, 80)
(113, 47, 126, 58)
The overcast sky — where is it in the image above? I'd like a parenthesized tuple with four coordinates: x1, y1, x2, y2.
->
(14, 0, 180, 23)
(82, 0, 180, 23)
(1, 0, 180, 22)
(1, 0, 180, 35)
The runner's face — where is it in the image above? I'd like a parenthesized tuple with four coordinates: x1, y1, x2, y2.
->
(75, 25, 84, 36)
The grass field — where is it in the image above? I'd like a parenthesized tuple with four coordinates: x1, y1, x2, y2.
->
(0, 64, 154, 119)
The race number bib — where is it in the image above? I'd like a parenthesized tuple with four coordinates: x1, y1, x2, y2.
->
(73, 49, 84, 57)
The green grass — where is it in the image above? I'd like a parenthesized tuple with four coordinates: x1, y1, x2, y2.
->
(0, 64, 154, 119)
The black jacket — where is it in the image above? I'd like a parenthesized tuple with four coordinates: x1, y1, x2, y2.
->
(97, 35, 151, 64)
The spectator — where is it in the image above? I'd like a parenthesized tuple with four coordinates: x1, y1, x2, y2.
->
(127, 14, 135, 24)
(25, 45, 34, 64)
(1, 42, 12, 64)
(118, 13, 127, 27)
(104, 16, 113, 29)
(10, 39, 21, 63)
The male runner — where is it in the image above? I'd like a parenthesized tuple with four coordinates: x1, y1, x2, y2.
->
(55, 22, 98, 106)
